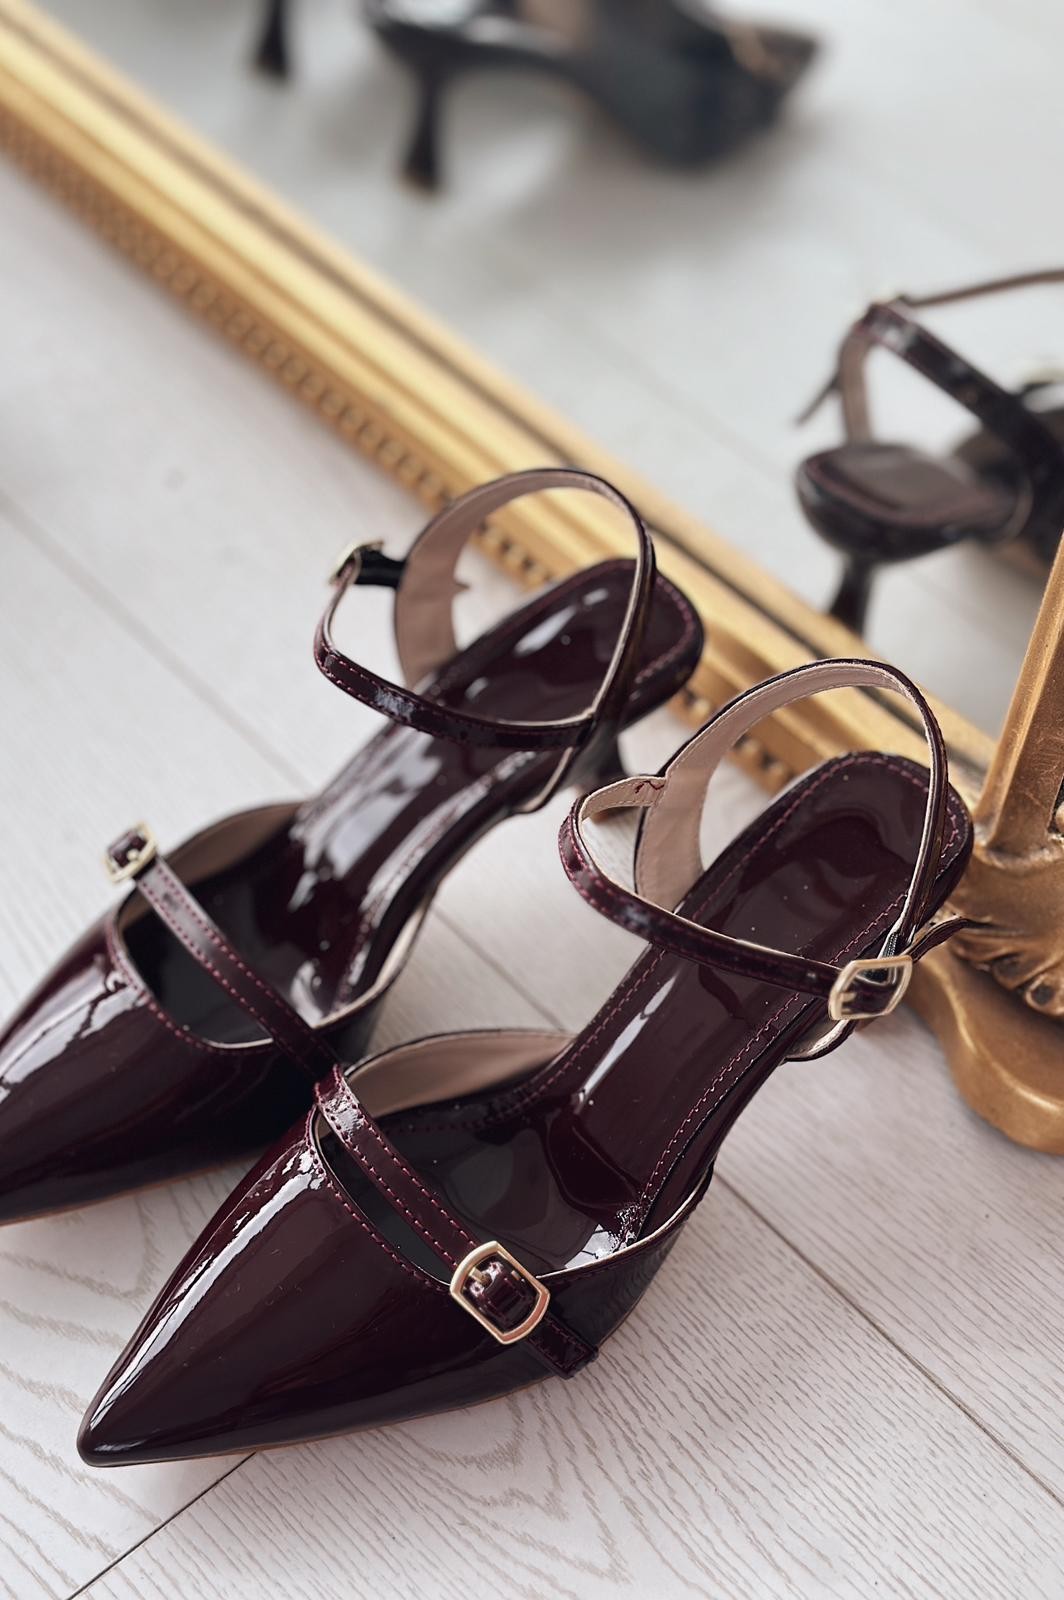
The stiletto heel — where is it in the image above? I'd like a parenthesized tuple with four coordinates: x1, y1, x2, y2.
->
(0, 469, 702, 1224)
(401, 56, 450, 191)
(253, 0, 290, 78)
(797, 269, 1064, 631)
(829, 551, 877, 634)
(78, 658, 972, 1465)
(579, 731, 627, 788)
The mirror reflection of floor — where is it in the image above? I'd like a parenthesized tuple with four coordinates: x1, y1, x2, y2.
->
(36, 0, 1064, 739)
(3, 151, 1064, 1600)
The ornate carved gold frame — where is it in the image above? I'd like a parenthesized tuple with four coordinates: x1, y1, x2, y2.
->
(2, 0, 1061, 1148)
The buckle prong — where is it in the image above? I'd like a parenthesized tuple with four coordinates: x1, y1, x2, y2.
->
(449, 1241, 550, 1346)
(828, 953, 913, 1023)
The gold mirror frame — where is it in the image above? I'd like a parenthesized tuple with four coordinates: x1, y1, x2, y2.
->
(3, 0, 1061, 1149)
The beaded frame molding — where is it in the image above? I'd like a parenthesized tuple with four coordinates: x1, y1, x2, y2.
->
(3, 0, 1063, 1150)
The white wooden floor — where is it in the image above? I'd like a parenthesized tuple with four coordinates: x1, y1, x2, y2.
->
(4, 3, 1064, 1596)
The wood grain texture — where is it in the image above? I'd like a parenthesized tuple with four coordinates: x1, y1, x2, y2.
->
(4, 2, 1064, 1590)
(78, 1185, 1064, 1600)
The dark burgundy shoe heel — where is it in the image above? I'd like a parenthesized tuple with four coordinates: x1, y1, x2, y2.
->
(78, 658, 972, 1466)
(0, 469, 702, 1224)
(253, 0, 290, 77)
(796, 268, 1064, 633)
(398, 49, 454, 190)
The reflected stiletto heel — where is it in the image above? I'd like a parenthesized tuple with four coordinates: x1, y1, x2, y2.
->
(401, 51, 452, 190)
(796, 268, 1064, 633)
(253, 0, 290, 77)
(78, 658, 972, 1466)
(0, 469, 701, 1223)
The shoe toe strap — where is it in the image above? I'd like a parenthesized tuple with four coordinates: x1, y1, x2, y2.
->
(315, 1064, 596, 1377)
(104, 824, 338, 1082)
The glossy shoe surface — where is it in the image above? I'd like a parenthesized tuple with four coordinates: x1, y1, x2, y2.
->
(0, 813, 330, 1223)
(0, 486, 701, 1223)
(796, 440, 1016, 566)
(80, 697, 972, 1465)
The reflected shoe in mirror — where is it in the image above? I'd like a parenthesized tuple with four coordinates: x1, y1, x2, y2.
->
(252, 0, 818, 189)
(795, 268, 1064, 634)
(79, 658, 972, 1466)
(0, 469, 703, 1224)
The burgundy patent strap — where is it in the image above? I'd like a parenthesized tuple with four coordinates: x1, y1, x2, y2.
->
(105, 827, 337, 1083)
(315, 1065, 596, 1377)
(840, 304, 1064, 493)
(313, 469, 656, 796)
(560, 660, 969, 1046)
(802, 269, 1064, 536)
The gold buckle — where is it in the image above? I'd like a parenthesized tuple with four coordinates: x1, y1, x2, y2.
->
(329, 538, 383, 587)
(449, 1241, 550, 1346)
(828, 954, 913, 1023)
(103, 824, 158, 885)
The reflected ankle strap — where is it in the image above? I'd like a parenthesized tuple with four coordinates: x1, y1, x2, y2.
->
(798, 270, 1064, 534)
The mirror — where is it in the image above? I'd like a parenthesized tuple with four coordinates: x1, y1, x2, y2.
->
(31, 0, 1064, 738)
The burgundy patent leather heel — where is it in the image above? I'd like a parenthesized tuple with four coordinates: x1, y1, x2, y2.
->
(796, 268, 1064, 633)
(0, 469, 702, 1224)
(78, 658, 972, 1466)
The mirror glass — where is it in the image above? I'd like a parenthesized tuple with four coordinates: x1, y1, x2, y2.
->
(38, 0, 1064, 738)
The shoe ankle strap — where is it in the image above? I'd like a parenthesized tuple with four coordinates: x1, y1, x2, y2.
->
(559, 658, 971, 1057)
(313, 468, 655, 803)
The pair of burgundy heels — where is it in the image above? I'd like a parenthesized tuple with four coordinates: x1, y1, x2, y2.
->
(0, 468, 972, 1466)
